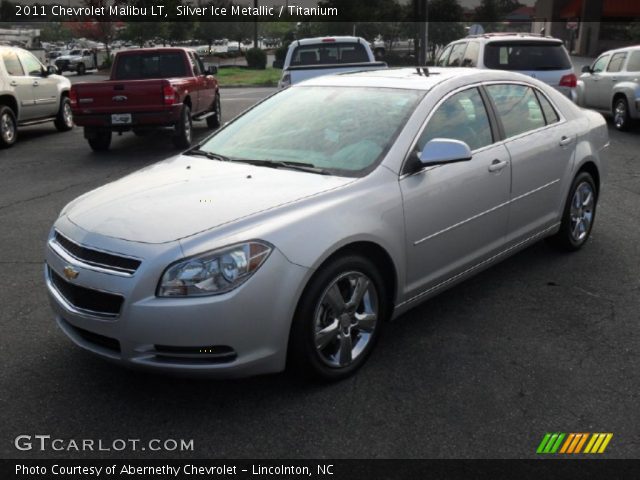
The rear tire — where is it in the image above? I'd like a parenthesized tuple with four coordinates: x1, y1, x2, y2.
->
(87, 129, 112, 152)
(548, 172, 597, 251)
(206, 94, 221, 129)
(54, 97, 73, 132)
(288, 255, 388, 381)
(0, 105, 17, 148)
(172, 105, 192, 149)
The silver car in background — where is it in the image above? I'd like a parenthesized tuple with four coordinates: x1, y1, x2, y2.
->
(436, 34, 578, 102)
(45, 68, 609, 380)
(577, 45, 640, 131)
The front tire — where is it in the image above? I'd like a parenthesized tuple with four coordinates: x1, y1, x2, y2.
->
(54, 97, 73, 132)
(0, 106, 17, 148)
(288, 255, 388, 381)
(172, 105, 192, 148)
(549, 172, 597, 251)
(206, 94, 221, 129)
(613, 97, 631, 131)
(76, 63, 86, 76)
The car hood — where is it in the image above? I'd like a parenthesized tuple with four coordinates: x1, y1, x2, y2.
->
(64, 155, 354, 244)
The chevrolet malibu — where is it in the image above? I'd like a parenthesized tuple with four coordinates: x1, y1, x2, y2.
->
(45, 68, 609, 380)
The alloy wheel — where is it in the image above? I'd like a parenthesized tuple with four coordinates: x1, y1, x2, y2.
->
(570, 181, 595, 242)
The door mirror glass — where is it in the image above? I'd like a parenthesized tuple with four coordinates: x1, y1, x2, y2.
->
(419, 139, 472, 165)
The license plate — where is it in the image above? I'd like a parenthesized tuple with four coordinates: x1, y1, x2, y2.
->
(111, 113, 132, 125)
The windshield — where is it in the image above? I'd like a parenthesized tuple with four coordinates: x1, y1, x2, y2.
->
(198, 86, 424, 176)
(484, 42, 571, 71)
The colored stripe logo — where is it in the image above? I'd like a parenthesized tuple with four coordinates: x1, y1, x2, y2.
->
(536, 433, 613, 454)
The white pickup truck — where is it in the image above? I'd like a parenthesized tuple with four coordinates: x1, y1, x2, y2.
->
(278, 36, 387, 88)
(54, 49, 98, 76)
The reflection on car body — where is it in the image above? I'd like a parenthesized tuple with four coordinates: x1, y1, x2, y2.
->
(45, 68, 609, 380)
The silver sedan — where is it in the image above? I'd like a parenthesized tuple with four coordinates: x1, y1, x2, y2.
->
(45, 68, 609, 380)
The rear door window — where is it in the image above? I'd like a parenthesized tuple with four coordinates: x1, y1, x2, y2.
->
(447, 43, 467, 67)
(3, 51, 24, 76)
(462, 42, 480, 67)
(484, 42, 571, 71)
(607, 52, 627, 73)
(486, 84, 546, 138)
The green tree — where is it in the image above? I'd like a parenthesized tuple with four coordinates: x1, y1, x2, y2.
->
(428, 0, 465, 59)
(474, 0, 500, 31)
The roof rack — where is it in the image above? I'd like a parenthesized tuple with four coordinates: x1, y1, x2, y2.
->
(466, 32, 548, 39)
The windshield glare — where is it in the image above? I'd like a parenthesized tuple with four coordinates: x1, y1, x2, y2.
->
(199, 86, 423, 176)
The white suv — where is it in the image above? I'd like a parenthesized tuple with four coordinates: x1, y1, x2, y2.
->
(436, 33, 577, 102)
(0, 46, 73, 148)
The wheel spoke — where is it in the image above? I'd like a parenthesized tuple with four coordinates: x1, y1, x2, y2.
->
(572, 219, 582, 239)
(315, 319, 339, 350)
(324, 284, 346, 315)
(355, 312, 377, 332)
(347, 276, 369, 309)
(338, 333, 353, 366)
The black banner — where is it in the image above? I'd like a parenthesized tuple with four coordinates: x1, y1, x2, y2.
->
(3, 459, 640, 480)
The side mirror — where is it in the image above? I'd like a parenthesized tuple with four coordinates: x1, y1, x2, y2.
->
(419, 138, 472, 165)
(204, 64, 218, 75)
(581, 65, 592, 73)
(45, 65, 58, 76)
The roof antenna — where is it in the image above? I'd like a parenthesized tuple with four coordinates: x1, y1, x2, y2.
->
(422, 67, 430, 77)
(416, 67, 422, 76)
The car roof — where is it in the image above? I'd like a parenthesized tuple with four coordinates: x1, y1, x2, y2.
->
(298, 67, 539, 91)
(293, 36, 367, 46)
(459, 33, 564, 44)
(599, 45, 640, 55)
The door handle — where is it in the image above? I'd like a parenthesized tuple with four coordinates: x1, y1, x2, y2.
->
(488, 159, 508, 172)
(33, 81, 39, 86)
(559, 136, 573, 147)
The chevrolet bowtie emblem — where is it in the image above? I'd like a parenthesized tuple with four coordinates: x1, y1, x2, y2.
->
(63, 265, 79, 280)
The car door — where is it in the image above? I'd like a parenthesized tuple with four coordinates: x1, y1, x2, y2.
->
(400, 87, 511, 297)
(194, 53, 216, 111)
(601, 51, 628, 107)
(2, 50, 37, 121)
(187, 51, 204, 113)
(485, 83, 574, 244)
(581, 53, 610, 108)
(17, 50, 58, 118)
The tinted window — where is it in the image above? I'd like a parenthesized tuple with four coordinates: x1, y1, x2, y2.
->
(591, 54, 610, 73)
(607, 52, 627, 72)
(484, 42, 571, 70)
(447, 43, 467, 67)
(114, 52, 187, 79)
(18, 51, 43, 76)
(535, 90, 560, 125)
(626, 51, 640, 72)
(462, 42, 480, 67)
(418, 88, 493, 151)
(290, 43, 369, 66)
(3, 51, 24, 76)
(436, 45, 453, 67)
(486, 84, 545, 138)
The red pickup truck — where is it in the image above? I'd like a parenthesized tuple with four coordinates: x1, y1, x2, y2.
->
(70, 48, 220, 151)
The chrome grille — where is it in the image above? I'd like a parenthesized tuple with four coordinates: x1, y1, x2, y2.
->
(52, 231, 141, 275)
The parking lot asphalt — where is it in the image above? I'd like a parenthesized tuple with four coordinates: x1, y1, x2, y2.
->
(0, 88, 638, 460)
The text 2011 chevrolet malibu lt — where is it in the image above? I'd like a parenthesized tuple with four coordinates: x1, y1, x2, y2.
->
(45, 68, 609, 380)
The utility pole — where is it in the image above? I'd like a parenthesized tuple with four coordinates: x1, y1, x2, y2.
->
(417, 0, 428, 65)
(254, 0, 259, 49)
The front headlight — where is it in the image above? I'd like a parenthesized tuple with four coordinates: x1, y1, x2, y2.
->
(157, 241, 272, 297)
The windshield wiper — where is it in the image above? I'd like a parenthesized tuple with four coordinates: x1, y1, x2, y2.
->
(184, 149, 231, 162)
(233, 159, 331, 175)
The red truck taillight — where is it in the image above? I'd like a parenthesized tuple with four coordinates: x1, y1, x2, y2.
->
(163, 82, 176, 105)
(69, 87, 78, 107)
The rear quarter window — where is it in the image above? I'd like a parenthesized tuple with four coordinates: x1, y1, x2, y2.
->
(484, 42, 571, 71)
(486, 84, 546, 138)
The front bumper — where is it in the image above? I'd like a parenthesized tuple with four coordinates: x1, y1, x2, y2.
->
(44, 218, 309, 378)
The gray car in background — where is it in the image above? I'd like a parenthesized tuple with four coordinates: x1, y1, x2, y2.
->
(45, 68, 609, 380)
(577, 45, 640, 131)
